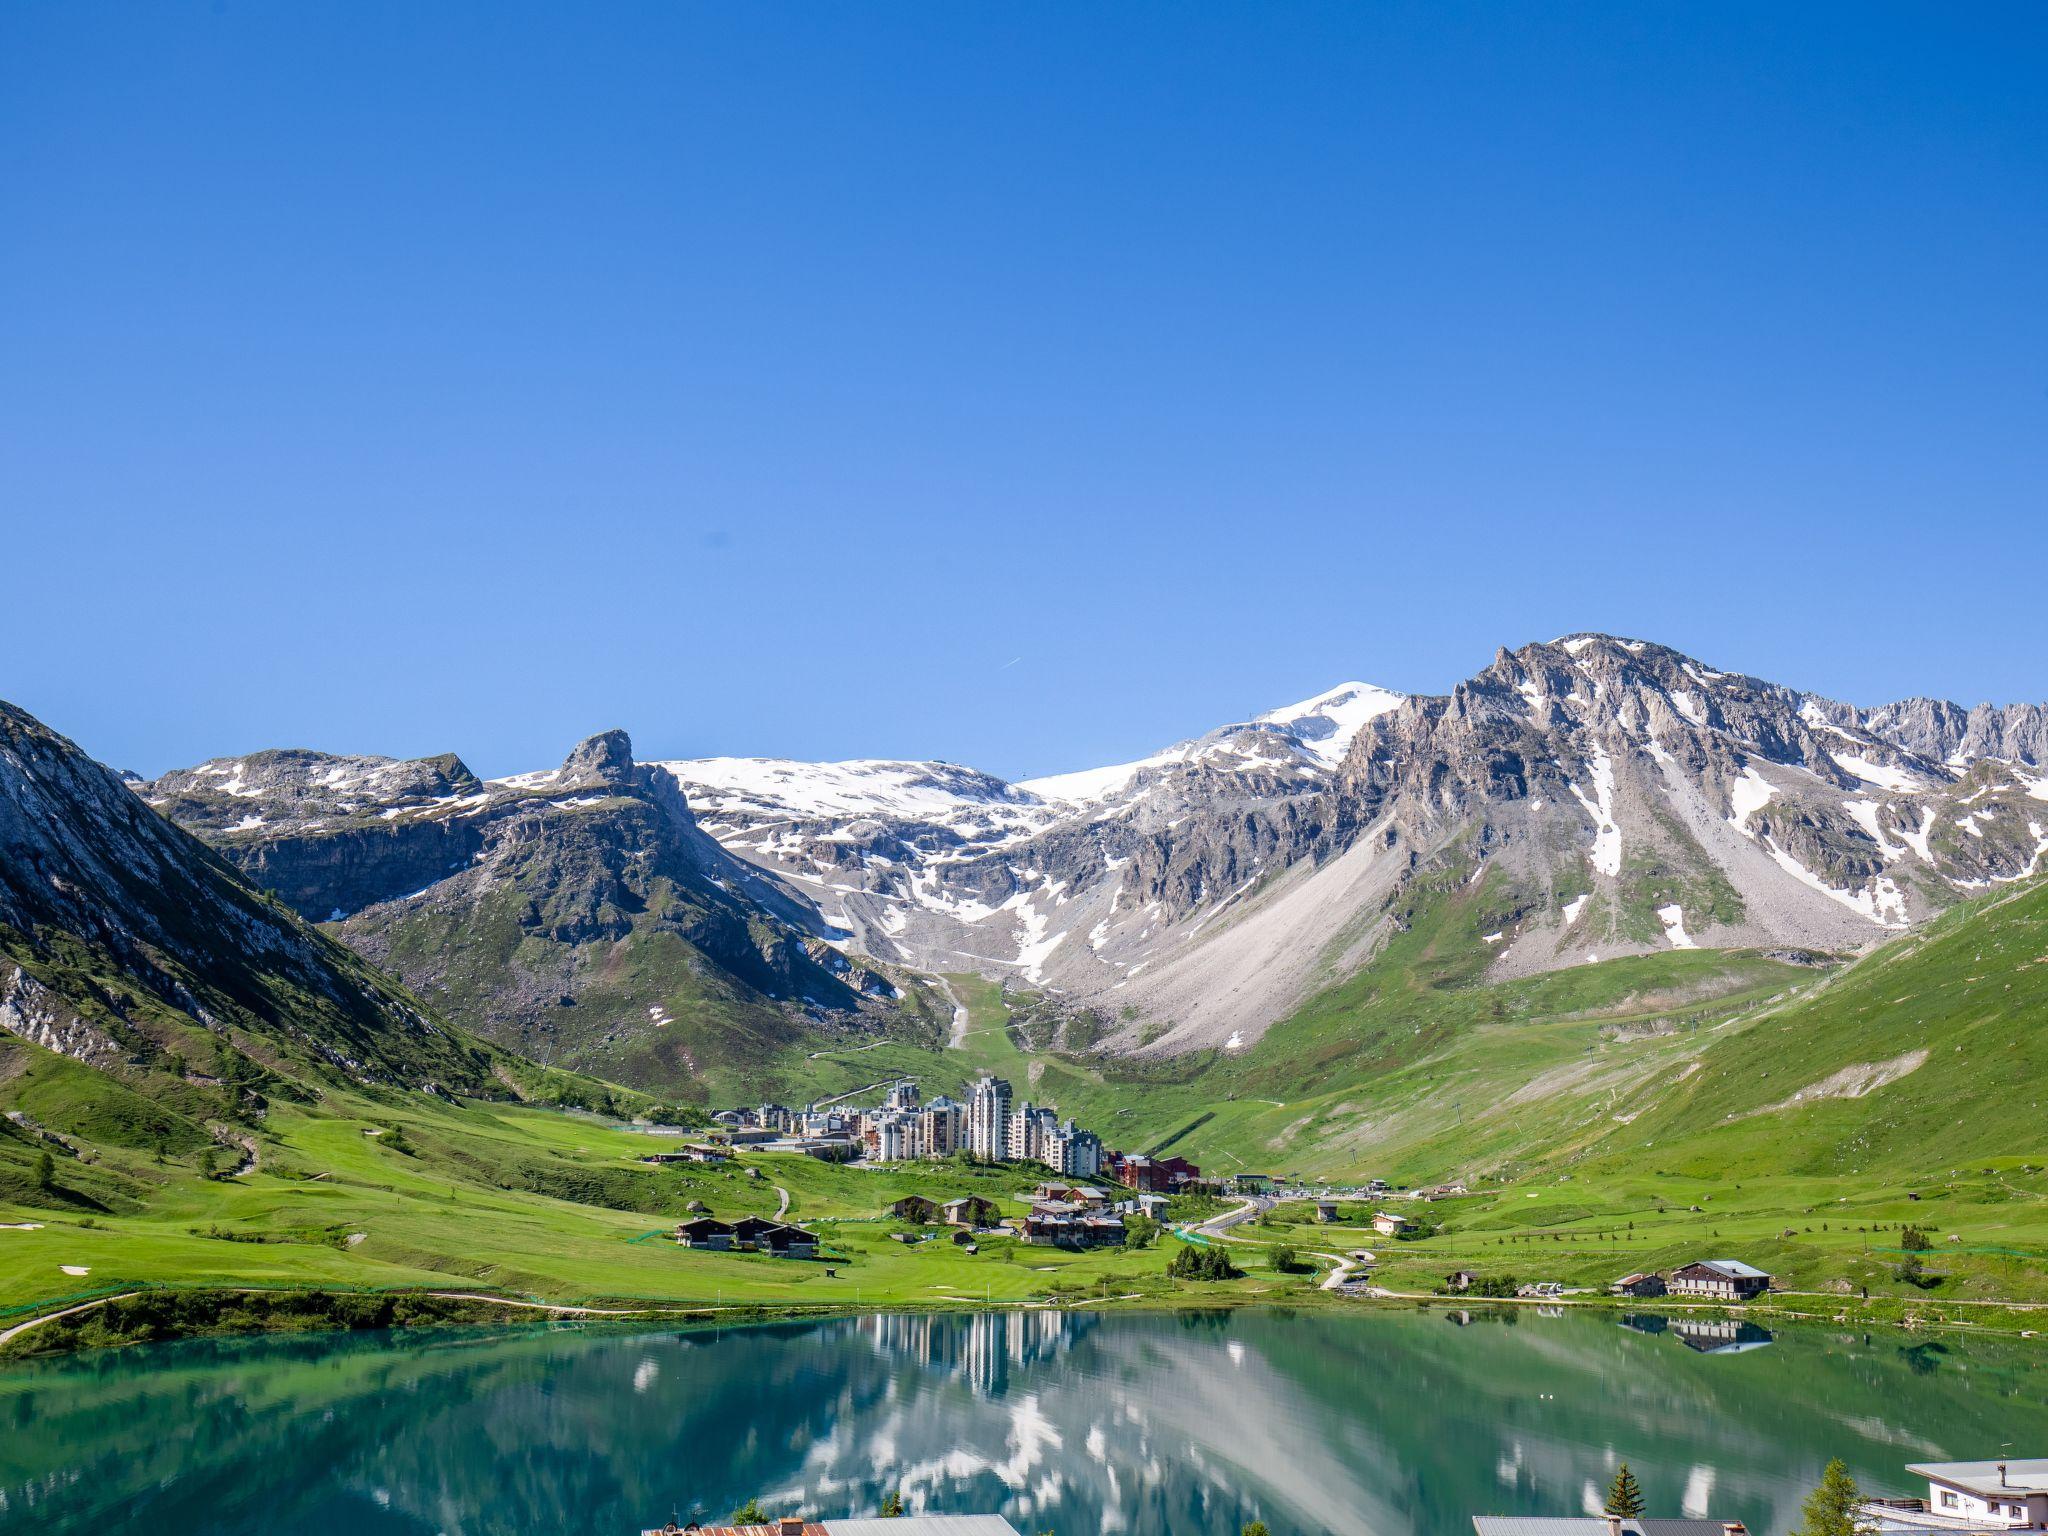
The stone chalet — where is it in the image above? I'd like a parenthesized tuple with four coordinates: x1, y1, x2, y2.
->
(1610, 1272, 1667, 1298)
(675, 1216, 820, 1258)
(1020, 1202, 1126, 1249)
(1666, 1259, 1771, 1301)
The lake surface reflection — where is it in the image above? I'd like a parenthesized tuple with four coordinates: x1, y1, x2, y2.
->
(5, 1307, 2046, 1535)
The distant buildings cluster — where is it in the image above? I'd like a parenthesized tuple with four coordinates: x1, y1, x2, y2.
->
(712, 1074, 1130, 1180)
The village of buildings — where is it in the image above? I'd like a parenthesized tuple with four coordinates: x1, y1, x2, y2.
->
(658, 1073, 1210, 1258)
(705, 1074, 1123, 1181)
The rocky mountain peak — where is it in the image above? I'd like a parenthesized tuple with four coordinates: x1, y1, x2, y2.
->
(557, 729, 635, 789)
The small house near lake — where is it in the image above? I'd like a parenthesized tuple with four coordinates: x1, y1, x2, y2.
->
(1857, 1457, 2048, 1534)
(1667, 1259, 1771, 1301)
(1611, 1272, 1667, 1298)
(1021, 1204, 1126, 1249)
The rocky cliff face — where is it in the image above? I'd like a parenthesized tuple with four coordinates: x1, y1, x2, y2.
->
(140, 731, 905, 1092)
(0, 701, 506, 1099)
(660, 641, 2048, 1056)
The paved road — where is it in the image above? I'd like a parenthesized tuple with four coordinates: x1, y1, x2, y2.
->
(1182, 1197, 1269, 1245)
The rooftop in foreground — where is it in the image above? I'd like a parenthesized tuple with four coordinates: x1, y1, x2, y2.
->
(1472, 1518, 1746, 1536)
(647, 1518, 1023, 1536)
(1909, 1462, 2048, 1498)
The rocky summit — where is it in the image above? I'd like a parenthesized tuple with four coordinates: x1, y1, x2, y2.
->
(658, 636, 2048, 1055)
(137, 729, 907, 1092)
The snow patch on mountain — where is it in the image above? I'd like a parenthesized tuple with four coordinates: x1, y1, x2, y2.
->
(1656, 904, 1696, 948)
(1569, 745, 1623, 876)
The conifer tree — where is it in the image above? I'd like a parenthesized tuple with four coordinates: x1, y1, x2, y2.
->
(1606, 1462, 1647, 1519)
(1790, 1459, 1861, 1536)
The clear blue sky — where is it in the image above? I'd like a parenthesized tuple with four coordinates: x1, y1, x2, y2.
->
(4, 4, 2043, 781)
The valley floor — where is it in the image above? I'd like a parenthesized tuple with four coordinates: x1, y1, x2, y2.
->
(8, 1089, 2048, 1356)
(9, 877, 2047, 1355)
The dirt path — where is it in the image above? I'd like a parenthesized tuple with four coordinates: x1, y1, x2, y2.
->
(774, 1185, 791, 1219)
(0, 1292, 144, 1348)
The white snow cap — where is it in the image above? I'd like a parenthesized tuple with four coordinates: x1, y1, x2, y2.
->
(655, 757, 1019, 819)
(1253, 682, 1405, 768)
(1023, 680, 1404, 804)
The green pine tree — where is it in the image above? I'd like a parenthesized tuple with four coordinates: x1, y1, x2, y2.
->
(881, 1490, 905, 1517)
(1244, 1523, 1272, 1536)
(34, 1150, 55, 1191)
(1606, 1462, 1647, 1518)
(1790, 1459, 1861, 1536)
(730, 1498, 769, 1525)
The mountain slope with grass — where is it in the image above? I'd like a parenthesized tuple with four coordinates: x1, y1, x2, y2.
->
(0, 699, 649, 1209)
(1578, 872, 2048, 1179)
(1, 701, 511, 1105)
(142, 731, 946, 1098)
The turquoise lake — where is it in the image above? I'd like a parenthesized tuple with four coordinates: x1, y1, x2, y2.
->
(4, 1308, 2046, 1534)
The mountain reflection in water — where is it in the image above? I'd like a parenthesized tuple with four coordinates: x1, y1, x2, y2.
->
(3, 1307, 2046, 1536)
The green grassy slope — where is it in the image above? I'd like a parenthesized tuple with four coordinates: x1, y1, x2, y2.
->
(1577, 876, 2048, 1178)
(0, 1047, 1292, 1343)
(778, 858, 1822, 1182)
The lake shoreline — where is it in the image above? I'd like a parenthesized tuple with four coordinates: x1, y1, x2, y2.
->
(4, 1275, 2042, 1361)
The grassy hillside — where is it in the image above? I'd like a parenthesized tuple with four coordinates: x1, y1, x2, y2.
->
(0, 1040, 1293, 1351)
(757, 869, 2048, 1311)
(1578, 875, 2048, 1177)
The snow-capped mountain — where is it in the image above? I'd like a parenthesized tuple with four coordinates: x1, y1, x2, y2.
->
(137, 640, 2048, 1067)
(652, 682, 1406, 1007)
(658, 642, 2048, 1056)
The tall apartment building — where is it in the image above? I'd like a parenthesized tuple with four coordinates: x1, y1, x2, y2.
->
(883, 1079, 921, 1113)
(867, 1111, 917, 1162)
(1006, 1103, 1059, 1165)
(966, 1075, 1013, 1159)
(919, 1095, 965, 1157)
(1048, 1120, 1103, 1178)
